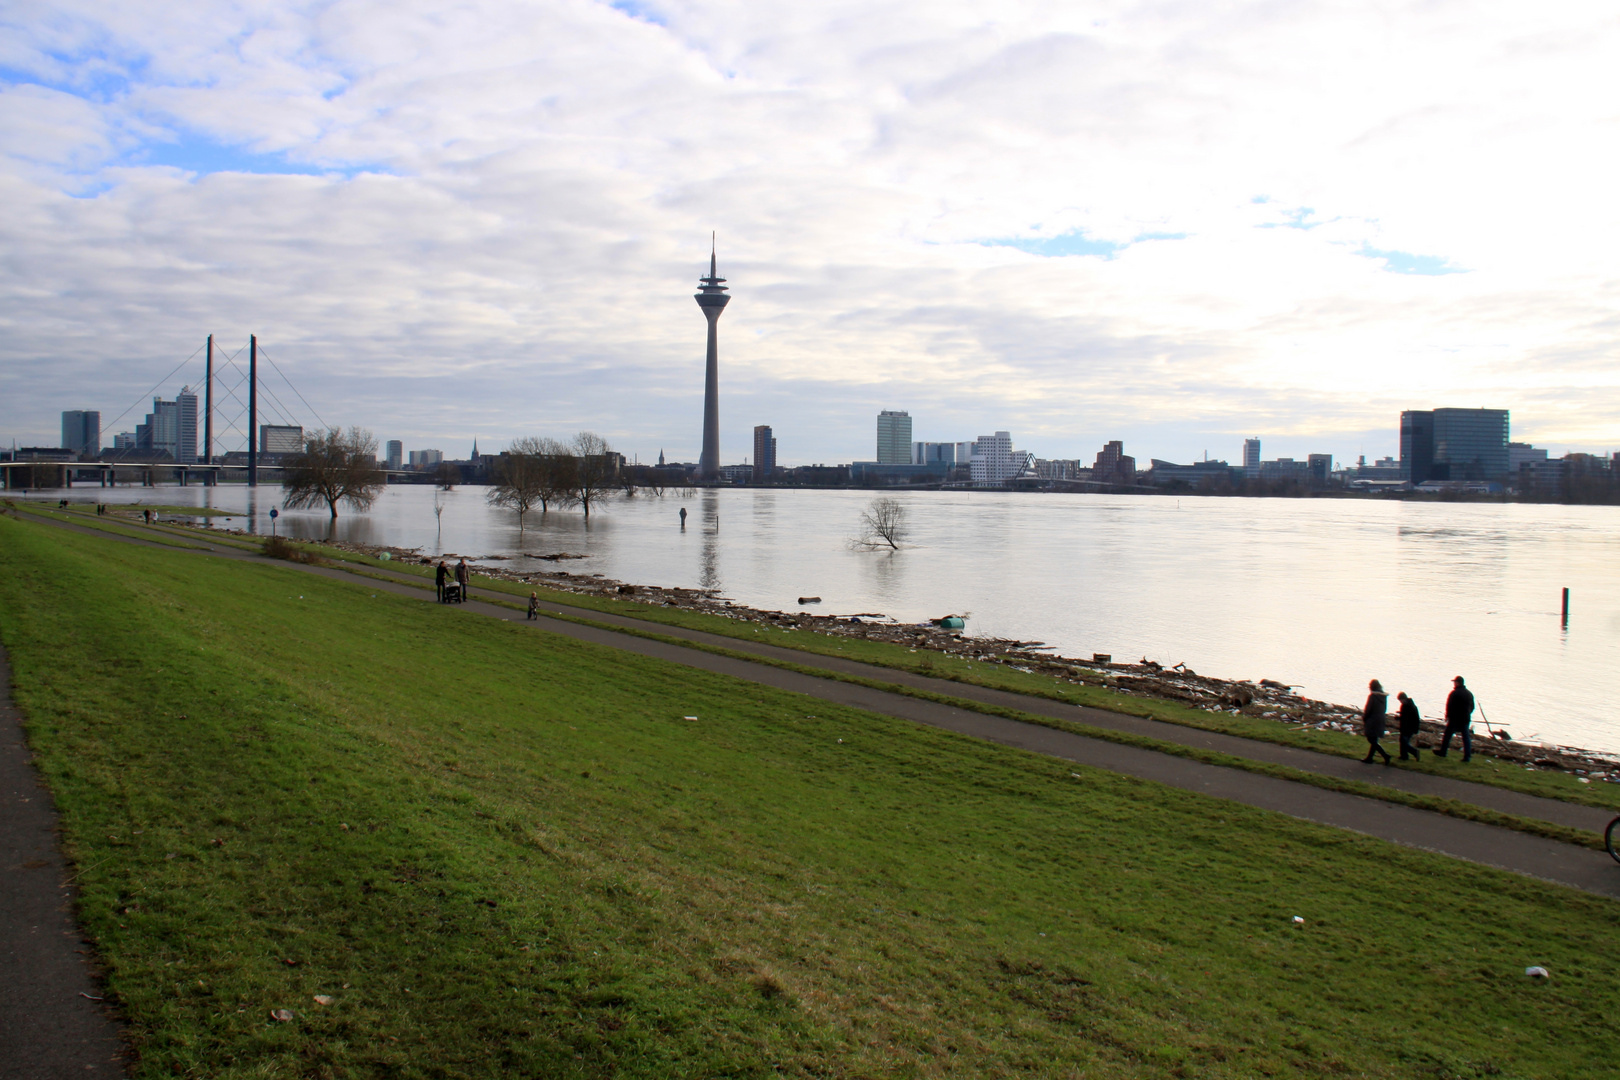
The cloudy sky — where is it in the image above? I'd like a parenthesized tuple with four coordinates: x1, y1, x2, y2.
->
(3, 1, 1617, 466)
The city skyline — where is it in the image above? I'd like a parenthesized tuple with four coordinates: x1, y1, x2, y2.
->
(3, 4, 1619, 466)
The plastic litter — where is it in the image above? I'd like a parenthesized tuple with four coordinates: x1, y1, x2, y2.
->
(313, 995, 334, 1006)
(1525, 966, 1550, 979)
(270, 1008, 295, 1021)
(682, 715, 697, 721)
(1292, 916, 1305, 925)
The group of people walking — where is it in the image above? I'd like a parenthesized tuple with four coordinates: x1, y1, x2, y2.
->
(435, 557, 471, 603)
(1361, 676, 1477, 764)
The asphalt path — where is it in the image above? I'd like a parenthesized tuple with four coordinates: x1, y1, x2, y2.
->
(0, 644, 129, 1078)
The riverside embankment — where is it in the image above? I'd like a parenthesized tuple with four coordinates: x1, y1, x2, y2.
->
(4, 506, 1620, 1078)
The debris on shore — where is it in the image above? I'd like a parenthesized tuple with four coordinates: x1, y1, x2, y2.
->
(199, 526, 1620, 779)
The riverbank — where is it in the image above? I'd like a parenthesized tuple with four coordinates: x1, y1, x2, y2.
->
(4, 509, 1619, 1077)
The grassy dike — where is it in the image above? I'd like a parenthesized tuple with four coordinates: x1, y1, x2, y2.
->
(2, 513, 1617, 1078)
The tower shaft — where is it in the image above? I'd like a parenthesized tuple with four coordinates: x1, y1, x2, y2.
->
(694, 239, 730, 481)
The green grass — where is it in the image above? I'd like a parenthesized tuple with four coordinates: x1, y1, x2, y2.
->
(28, 502, 1620, 816)
(2, 513, 1619, 1078)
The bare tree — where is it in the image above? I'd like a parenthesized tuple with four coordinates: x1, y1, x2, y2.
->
(434, 462, 460, 490)
(855, 496, 909, 550)
(282, 427, 387, 519)
(535, 437, 578, 512)
(570, 431, 618, 518)
(487, 437, 547, 529)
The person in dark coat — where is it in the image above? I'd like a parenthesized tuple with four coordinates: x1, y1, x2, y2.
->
(456, 558, 470, 602)
(527, 591, 539, 620)
(1361, 679, 1392, 764)
(435, 560, 448, 602)
(1435, 675, 1475, 761)
(1395, 691, 1422, 761)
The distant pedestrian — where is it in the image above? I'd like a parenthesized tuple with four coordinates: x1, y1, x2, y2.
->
(527, 591, 539, 620)
(143, 509, 151, 524)
(1435, 675, 1475, 761)
(1396, 691, 1422, 761)
(435, 560, 448, 602)
(679, 506, 687, 529)
(456, 558, 470, 602)
(1361, 679, 1392, 764)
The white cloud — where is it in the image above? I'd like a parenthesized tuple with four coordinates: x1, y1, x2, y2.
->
(2, 0, 1618, 463)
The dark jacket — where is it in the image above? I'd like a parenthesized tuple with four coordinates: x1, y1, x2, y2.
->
(1445, 686, 1475, 726)
(1398, 698, 1421, 736)
(456, 562, 469, 585)
(1362, 692, 1388, 740)
(435, 564, 448, 586)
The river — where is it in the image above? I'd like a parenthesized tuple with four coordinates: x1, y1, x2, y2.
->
(22, 483, 1620, 755)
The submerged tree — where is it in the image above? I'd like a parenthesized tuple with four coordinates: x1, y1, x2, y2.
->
(281, 427, 386, 519)
(434, 462, 461, 490)
(855, 496, 909, 550)
(487, 437, 549, 529)
(535, 436, 579, 513)
(570, 431, 618, 518)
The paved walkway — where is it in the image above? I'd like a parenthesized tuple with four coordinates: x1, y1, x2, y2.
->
(13, 508, 1620, 901)
(0, 644, 129, 1078)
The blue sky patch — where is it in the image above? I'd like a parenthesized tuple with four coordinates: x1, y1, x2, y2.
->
(134, 133, 377, 179)
(983, 231, 1123, 258)
(1359, 245, 1467, 275)
(608, 0, 667, 26)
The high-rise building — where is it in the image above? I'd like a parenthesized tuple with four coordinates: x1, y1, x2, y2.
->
(876, 410, 912, 464)
(694, 239, 730, 481)
(913, 442, 957, 466)
(260, 425, 303, 455)
(1308, 454, 1332, 485)
(136, 390, 198, 463)
(112, 432, 136, 452)
(1402, 408, 1509, 482)
(1243, 437, 1261, 477)
(752, 425, 777, 482)
(409, 449, 444, 469)
(386, 440, 404, 470)
(61, 410, 100, 456)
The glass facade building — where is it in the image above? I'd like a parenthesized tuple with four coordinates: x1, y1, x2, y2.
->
(1401, 408, 1508, 482)
(875, 410, 912, 465)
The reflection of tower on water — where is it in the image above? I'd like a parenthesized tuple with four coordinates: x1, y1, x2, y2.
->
(698, 489, 722, 591)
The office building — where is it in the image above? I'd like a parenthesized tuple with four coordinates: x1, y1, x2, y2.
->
(969, 431, 1030, 487)
(61, 411, 100, 457)
(1093, 440, 1137, 486)
(409, 449, 444, 469)
(386, 440, 403, 470)
(135, 390, 198, 463)
(1508, 442, 1546, 471)
(913, 441, 957, 466)
(876, 411, 912, 465)
(1308, 454, 1332, 485)
(752, 425, 777, 482)
(1401, 408, 1509, 482)
(112, 432, 136, 452)
(1243, 437, 1260, 477)
(260, 425, 303, 455)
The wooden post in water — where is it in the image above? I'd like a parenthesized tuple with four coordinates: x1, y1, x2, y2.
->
(1562, 587, 1570, 627)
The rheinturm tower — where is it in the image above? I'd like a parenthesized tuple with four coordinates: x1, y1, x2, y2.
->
(694, 236, 730, 481)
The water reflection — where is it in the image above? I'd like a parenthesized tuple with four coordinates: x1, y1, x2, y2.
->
(699, 490, 722, 591)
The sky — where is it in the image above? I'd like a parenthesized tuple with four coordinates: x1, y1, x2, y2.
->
(2, 0, 1618, 468)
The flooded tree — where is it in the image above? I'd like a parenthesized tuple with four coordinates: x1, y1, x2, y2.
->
(487, 437, 548, 529)
(570, 431, 617, 518)
(281, 427, 386, 519)
(855, 496, 908, 550)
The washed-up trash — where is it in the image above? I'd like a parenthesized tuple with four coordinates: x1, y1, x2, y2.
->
(837, 738, 844, 743)
(797, 596, 821, 604)
(683, 715, 698, 722)
(270, 1008, 295, 1021)
(1292, 916, 1305, 925)
(933, 616, 966, 630)
(378, 552, 392, 561)
(1525, 966, 1550, 979)
(313, 995, 334, 1006)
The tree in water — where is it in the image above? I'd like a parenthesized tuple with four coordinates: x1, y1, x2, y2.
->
(487, 437, 549, 530)
(281, 427, 386, 519)
(854, 496, 908, 550)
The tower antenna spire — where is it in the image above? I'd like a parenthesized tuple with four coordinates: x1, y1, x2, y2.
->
(710, 231, 717, 278)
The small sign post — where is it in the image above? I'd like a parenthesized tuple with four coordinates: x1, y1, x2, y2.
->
(269, 507, 279, 537)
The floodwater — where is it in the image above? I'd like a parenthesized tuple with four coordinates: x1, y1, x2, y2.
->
(21, 483, 1620, 755)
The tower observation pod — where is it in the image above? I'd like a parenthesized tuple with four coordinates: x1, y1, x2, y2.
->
(695, 235, 730, 481)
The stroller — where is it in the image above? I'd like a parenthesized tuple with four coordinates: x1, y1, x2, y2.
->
(442, 582, 464, 604)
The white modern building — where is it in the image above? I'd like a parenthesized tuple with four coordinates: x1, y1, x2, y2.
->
(969, 431, 1032, 487)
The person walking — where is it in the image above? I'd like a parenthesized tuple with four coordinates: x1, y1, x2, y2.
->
(435, 560, 448, 602)
(1396, 691, 1422, 761)
(1435, 675, 1475, 761)
(679, 506, 687, 529)
(527, 591, 539, 620)
(1361, 679, 1392, 764)
(456, 558, 470, 603)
